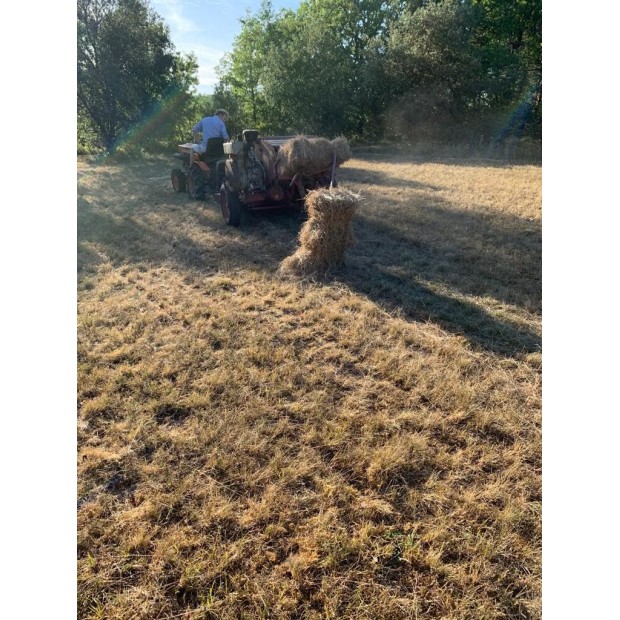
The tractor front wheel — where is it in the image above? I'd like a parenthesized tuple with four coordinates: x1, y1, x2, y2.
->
(187, 166, 206, 200)
(219, 183, 242, 227)
(171, 169, 186, 192)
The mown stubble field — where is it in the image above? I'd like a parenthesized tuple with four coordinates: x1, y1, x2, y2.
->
(77, 148, 541, 619)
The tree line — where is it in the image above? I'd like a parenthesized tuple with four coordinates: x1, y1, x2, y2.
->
(78, 0, 541, 154)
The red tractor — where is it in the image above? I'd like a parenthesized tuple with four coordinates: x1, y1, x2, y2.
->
(171, 137, 226, 201)
(171, 129, 343, 227)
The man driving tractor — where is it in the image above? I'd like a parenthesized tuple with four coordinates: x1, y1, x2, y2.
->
(191, 109, 230, 159)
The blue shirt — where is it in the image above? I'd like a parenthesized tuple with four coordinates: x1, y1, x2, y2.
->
(193, 115, 229, 147)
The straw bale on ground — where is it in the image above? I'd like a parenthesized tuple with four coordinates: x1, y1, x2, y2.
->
(279, 187, 359, 276)
(277, 135, 352, 177)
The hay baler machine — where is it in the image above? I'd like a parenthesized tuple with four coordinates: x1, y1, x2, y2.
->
(172, 129, 350, 227)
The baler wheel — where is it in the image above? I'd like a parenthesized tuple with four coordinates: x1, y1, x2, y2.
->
(220, 183, 242, 227)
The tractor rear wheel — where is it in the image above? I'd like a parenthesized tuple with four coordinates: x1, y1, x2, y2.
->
(219, 183, 242, 227)
(171, 169, 186, 192)
(187, 166, 206, 200)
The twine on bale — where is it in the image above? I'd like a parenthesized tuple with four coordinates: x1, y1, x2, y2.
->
(279, 187, 360, 277)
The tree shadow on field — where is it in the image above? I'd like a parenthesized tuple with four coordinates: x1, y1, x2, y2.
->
(342, 164, 445, 192)
(77, 207, 208, 271)
(77, 202, 274, 276)
(338, 165, 541, 310)
(328, 166, 541, 357)
(350, 145, 542, 168)
(77, 159, 540, 357)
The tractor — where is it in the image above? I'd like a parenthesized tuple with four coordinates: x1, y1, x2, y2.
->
(171, 137, 226, 201)
(171, 129, 343, 227)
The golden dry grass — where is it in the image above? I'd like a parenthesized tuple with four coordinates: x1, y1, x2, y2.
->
(77, 149, 541, 619)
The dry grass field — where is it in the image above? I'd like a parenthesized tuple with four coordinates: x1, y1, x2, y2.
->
(77, 148, 541, 620)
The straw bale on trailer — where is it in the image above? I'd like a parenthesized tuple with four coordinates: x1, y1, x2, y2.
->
(277, 135, 351, 177)
(277, 136, 309, 177)
(255, 139, 278, 184)
(279, 187, 359, 276)
(331, 136, 352, 165)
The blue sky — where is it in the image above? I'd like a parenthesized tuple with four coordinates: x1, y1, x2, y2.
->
(150, 0, 302, 94)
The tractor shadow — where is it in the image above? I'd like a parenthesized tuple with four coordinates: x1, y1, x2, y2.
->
(332, 172, 540, 356)
(325, 216, 541, 357)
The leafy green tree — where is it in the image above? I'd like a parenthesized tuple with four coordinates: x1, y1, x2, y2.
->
(218, 0, 396, 138)
(387, 0, 542, 140)
(217, 2, 282, 132)
(472, 0, 541, 71)
(214, 0, 541, 143)
(385, 1, 482, 133)
(471, 0, 541, 137)
(292, 0, 396, 138)
(77, 0, 198, 151)
(257, 10, 352, 135)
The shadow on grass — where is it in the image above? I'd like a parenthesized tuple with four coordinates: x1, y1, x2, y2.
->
(336, 256, 540, 357)
(350, 141, 542, 168)
(332, 186, 541, 356)
(78, 159, 540, 357)
(341, 165, 445, 191)
(338, 163, 541, 312)
(338, 163, 540, 314)
(78, 206, 221, 273)
(270, 195, 540, 357)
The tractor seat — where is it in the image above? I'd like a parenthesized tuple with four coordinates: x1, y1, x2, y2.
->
(202, 137, 225, 160)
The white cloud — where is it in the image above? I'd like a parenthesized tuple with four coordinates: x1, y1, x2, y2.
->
(168, 10, 200, 34)
(151, 0, 199, 34)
